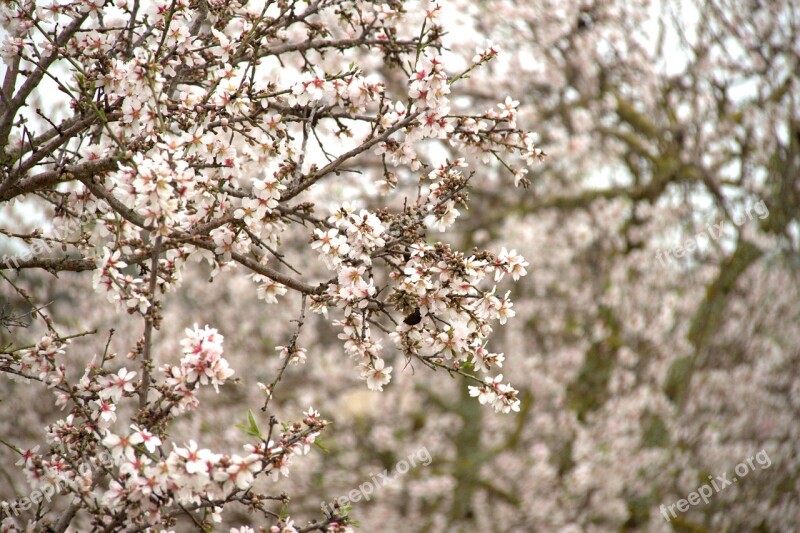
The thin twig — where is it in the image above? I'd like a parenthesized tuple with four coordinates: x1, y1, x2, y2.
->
(138, 235, 162, 411)
(262, 294, 307, 412)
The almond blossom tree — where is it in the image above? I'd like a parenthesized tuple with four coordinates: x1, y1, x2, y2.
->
(3, 0, 800, 532)
(0, 0, 541, 530)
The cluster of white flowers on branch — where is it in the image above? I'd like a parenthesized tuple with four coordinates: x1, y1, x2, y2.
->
(1, 321, 328, 531)
(0, 0, 542, 529)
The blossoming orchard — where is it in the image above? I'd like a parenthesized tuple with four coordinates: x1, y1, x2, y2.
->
(0, 0, 798, 531)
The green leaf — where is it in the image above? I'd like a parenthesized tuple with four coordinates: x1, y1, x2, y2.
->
(314, 439, 330, 453)
(235, 408, 263, 439)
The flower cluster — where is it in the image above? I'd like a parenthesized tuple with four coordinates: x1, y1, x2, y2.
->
(157, 325, 234, 418)
(4, 334, 66, 388)
(3, 321, 327, 530)
(468, 374, 521, 414)
(289, 67, 384, 110)
(97, 408, 324, 525)
(386, 242, 525, 412)
(313, 204, 388, 270)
